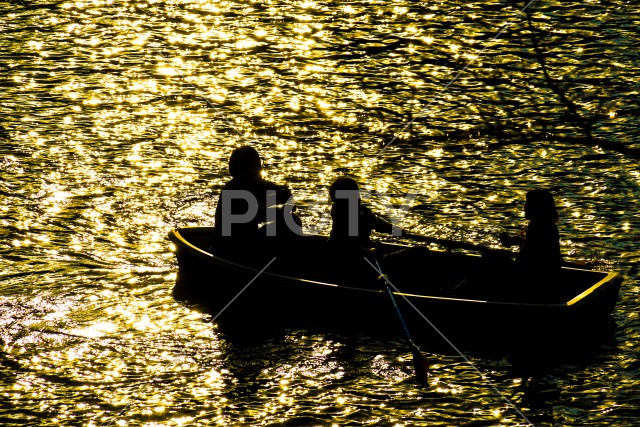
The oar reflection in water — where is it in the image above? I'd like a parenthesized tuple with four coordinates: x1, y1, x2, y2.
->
(368, 257, 430, 388)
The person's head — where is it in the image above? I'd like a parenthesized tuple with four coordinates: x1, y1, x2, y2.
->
(329, 176, 360, 202)
(228, 146, 262, 179)
(524, 189, 558, 223)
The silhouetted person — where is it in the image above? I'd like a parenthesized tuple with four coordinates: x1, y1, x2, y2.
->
(451, 189, 563, 300)
(327, 176, 431, 286)
(328, 177, 396, 251)
(500, 189, 563, 273)
(212, 146, 300, 260)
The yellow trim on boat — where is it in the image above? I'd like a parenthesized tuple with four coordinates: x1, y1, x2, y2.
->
(566, 271, 620, 307)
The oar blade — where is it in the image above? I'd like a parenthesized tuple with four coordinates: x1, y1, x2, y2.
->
(372, 257, 431, 388)
(410, 342, 430, 388)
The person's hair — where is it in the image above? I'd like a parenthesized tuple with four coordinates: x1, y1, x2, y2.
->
(329, 176, 359, 202)
(228, 146, 261, 178)
(525, 189, 559, 222)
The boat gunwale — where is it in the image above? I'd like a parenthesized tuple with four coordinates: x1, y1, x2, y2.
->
(168, 227, 620, 310)
(169, 227, 378, 294)
(564, 268, 621, 307)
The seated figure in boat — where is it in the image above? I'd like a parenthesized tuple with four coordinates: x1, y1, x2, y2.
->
(452, 189, 563, 300)
(499, 189, 563, 273)
(327, 176, 431, 285)
(212, 146, 302, 260)
(328, 176, 396, 251)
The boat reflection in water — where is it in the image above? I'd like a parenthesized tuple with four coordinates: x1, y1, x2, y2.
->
(169, 227, 622, 359)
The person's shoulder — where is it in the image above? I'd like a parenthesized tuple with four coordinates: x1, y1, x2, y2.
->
(330, 201, 346, 217)
(221, 178, 242, 190)
(526, 221, 559, 241)
(251, 177, 285, 190)
(529, 220, 558, 231)
(224, 177, 276, 191)
(359, 204, 373, 214)
(359, 204, 377, 219)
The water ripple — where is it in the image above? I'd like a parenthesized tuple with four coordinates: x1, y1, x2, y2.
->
(1, 0, 639, 426)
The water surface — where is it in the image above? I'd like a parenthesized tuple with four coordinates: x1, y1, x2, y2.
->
(1, 0, 639, 426)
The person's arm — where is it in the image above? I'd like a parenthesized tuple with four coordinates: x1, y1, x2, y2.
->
(273, 185, 292, 205)
(259, 180, 292, 206)
(499, 231, 524, 248)
(515, 222, 562, 269)
(363, 205, 395, 235)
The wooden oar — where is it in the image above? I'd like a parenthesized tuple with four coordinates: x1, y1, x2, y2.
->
(370, 257, 430, 388)
(402, 232, 515, 257)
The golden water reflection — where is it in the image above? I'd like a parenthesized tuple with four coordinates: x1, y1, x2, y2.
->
(1, 0, 639, 425)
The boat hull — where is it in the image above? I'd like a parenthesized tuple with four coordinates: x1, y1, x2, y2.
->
(169, 227, 622, 352)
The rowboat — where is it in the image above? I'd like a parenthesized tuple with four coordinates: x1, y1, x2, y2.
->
(168, 226, 622, 352)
